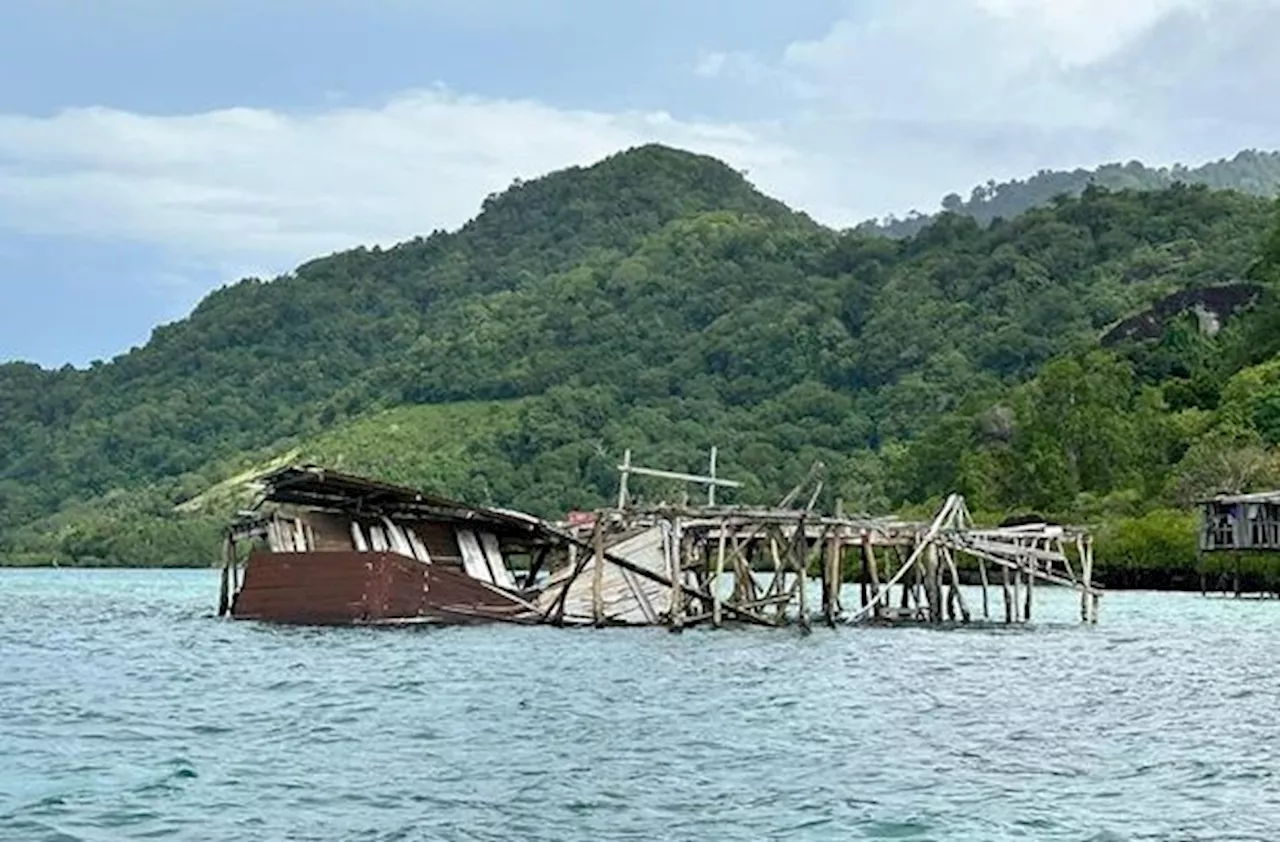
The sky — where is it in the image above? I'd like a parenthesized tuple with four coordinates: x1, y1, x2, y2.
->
(2, 0, 1279, 367)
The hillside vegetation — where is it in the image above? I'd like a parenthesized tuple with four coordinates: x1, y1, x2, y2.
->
(865, 149, 1280, 239)
(5, 144, 1280, 586)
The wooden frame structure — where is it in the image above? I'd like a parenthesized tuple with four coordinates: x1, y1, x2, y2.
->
(216, 460, 1103, 629)
(535, 463, 1102, 630)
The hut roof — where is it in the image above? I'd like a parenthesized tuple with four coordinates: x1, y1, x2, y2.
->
(249, 464, 552, 537)
(1196, 490, 1280, 506)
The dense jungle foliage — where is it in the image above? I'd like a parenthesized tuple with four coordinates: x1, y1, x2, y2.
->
(865, 149, 1280, 239)
(6, 143, 1280, 587)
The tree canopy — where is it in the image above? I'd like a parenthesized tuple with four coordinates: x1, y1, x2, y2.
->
(5, 143, 1280, 585)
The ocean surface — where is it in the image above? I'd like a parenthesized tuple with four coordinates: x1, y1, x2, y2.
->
(1, 569, 1278, 842)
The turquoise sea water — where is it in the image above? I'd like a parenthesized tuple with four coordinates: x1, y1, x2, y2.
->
(1, 568, 1278, 841)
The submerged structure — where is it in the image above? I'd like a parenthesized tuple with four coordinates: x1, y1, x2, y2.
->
(220, 466, 556, 624)
(220, 459, 1102, 628)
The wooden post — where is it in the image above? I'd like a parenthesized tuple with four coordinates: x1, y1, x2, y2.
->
(899, 547, 913, 615)
(1080, 535, 1094, 623)
(863, 532, 883, 620)
(668, 518, 684, 631)
(592, 518, 605, 626)
(977, 556, 990, 620)
(942, 547, 970, 623)
(828, 502, 844, 624)
(769, 532, 786, 624)
(859, 534, 870, 610)
(1001, 562, 1013, 624)
(1024, 542, 1035, 623)
(707, 446, 718, 506)
(1011, 553, 1023, 624)
(617, 449, 632, 508)
(713, 522, 727, 628)
(218, 535, 233, 617)
(796, 529, 811, 633)
(822, 532, 837, 627)
(924, 542, 941, 623)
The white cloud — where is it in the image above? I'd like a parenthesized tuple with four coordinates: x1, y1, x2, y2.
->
(0, 90, 814, 272)
(745, 0, 1280, 215)
(1, 0, 1279, 289)
(972, 0, 1196, 65)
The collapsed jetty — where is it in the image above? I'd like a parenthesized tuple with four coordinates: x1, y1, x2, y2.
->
(219, 459, 1101, 628)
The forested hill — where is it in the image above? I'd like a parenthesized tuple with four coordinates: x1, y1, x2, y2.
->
(0, 145, 801, 526)
(864, 149, 1280, 239)
(4, 143, 1280, 584)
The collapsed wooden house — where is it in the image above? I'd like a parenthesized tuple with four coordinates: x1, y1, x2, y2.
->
(219, 459, 1102, 628)
(220, 466, 557, 624)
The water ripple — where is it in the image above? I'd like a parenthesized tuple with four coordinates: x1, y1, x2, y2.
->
(2, 571, 1280, 840)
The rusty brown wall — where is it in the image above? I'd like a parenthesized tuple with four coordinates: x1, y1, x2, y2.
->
(231, 551, 533, 625)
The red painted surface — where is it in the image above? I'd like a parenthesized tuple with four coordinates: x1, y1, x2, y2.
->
(231, 551, 534, 625)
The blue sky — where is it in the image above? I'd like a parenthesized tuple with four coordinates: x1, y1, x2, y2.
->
(2, 0, 1278, 366)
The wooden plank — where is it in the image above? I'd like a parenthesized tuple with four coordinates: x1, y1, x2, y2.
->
(456, 529, 496, 585)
